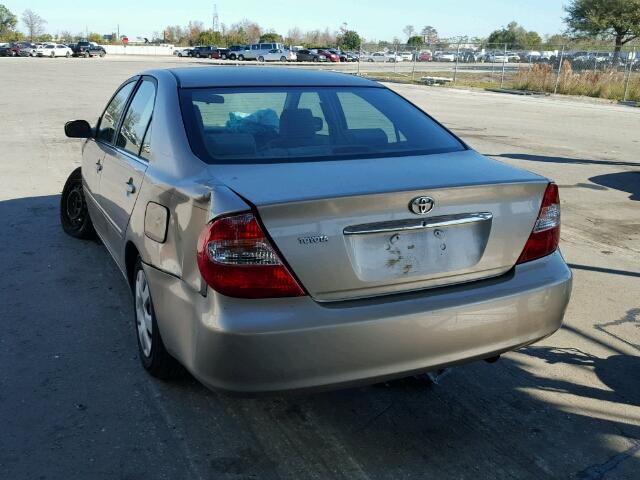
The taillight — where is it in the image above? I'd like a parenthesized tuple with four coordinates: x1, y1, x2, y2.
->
(197, 211, 305, 299)
(517, 183, 560, 264)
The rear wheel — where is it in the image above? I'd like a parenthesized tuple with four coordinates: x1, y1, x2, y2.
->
(60, 168, 96, 239)
(133, 258, 180, 379)
(99, 51, 105, 57)
(177, 52, 182, 57)
(238, 54, 244, 61)
(84, 51, 89, 58)
(50, 51, 55, 58)
(280, 56, 286, 62)
(221, 53, 227, 60)
(65, 51, 70, 58)
(229, 53, 236, 60)
(258, 56, 264, 62)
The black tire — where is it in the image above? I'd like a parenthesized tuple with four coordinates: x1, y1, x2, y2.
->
(280, 56, 286, 62)
(229, 53, 236, 60)
(258, 55, 264, 62)
(84, 51, 89, 58)
(238, 54, 244, 61)
(221, 54, 227, 60)
(50, 51, 55, 58)
(99, 51, 105, 57)
(60, 167, 96, 239)
(132, 258, 180, 379)
(65, 52, 70, 58)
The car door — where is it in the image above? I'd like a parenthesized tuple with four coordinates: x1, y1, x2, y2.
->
(96, 78, 156, 257)
(83, 78, 138, 236)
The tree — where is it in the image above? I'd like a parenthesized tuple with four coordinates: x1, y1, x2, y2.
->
(403, 25, 415, 40)
(0, 4, 17, 38)
(337, 30, 360, 50)
(420, 25, 438, 44)
(87, 32, 102, 43)
(487, 21, 542, 49)
(198, 30, 224, 46)
(21, 9, 46, 41)
(565, 0, 640, 60)
(407, 35, 424, 47)
(259, 31, 282, 43)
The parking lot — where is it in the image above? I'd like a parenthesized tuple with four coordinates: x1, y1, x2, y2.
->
(0, 56, 639, 479)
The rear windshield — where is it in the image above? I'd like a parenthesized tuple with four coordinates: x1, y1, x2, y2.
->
(179, 86, 465, 164)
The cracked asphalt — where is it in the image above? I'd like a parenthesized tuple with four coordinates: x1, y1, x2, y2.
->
(0, 56, 639, 479)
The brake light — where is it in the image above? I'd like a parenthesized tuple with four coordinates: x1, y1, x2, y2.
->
(197, 212, 305, 299)
(517, 183, 560, 264)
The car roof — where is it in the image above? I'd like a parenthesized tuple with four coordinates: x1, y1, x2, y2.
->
(163, 67, 382, 88)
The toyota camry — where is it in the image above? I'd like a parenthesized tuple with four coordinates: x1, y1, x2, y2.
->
(61, 67, 572, 393)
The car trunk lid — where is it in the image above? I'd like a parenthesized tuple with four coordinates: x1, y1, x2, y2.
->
(208, 150, 549, 301)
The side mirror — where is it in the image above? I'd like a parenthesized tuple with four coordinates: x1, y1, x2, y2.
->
(64, 119, 92, 138)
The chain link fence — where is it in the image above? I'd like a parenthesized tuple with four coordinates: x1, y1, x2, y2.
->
(338, 41, 639, 102)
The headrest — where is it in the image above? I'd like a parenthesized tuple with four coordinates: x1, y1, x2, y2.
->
(279, 109, 320, 138)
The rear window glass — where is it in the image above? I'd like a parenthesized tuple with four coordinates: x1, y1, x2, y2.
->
(179, 86, 465, 164)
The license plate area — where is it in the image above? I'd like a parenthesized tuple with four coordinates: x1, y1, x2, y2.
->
(343, 213, 492, 282)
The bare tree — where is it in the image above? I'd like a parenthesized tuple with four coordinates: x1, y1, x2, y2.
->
(21, 9, 46, 41)
(286, 26, 303, 45)
(403, 25, 415, 39)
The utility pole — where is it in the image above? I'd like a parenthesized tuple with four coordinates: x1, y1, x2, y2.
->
(212, 4, 219, 32)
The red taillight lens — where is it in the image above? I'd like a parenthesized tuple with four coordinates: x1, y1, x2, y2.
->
(197, 212, 305, 299)
(517, 183, 561, 264)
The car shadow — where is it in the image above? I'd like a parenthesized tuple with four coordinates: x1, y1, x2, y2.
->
(495, 153, 639, 168)
(2, 193, 640, 479)
(589, 172, 640, 201)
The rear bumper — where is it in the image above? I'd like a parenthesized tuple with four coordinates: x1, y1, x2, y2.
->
(146, 251, 572, 394)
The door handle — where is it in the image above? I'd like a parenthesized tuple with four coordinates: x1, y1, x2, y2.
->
(126, 178, 136, 194)
(96, 160, 102, 172)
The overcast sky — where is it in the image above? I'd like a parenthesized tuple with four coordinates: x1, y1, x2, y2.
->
(5, 0, 568, 40)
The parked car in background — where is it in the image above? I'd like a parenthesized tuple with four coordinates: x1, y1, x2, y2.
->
(72, 41, 106, 58)
(361, 51, 403, 62)
(295, 49, 327, 62)
(316, 49, 340, 62)
(18, 43, 38, 57)
(0, 42, 23, 56)
(399, 51, 414, 61)
(328, 48, 348, 62)
(343, 52, 359, 62)
(418, 51, 433, 62)
(209, 48, 230, 60)
(226, 45, 247, 60)
(258, 48, 297, 62)
(173, 48, 192, 57)
(61, 67, 571, 394)
(37, 44, 73, 57)
(434, 52, 457, 62)
(241, 43, 284, 60)
(192, 46, 218, 58)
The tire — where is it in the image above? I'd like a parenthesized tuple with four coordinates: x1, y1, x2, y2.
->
(313, 57, 318, 62)
(177, 52, 182, 57)
(84, 51, 89, 58)
(65, 52, 70, 58)
(99, 51, 105, 57)
(280, 56, 286, 62)
(229, 53, 236, 60)
(133, 258, 180, 379)
(258, 56, 264, 62)
(238, 54, 244, 61)
(50, 51, 55, 58)
(60, 167, 96, 239)
(221, 54, 227, 60)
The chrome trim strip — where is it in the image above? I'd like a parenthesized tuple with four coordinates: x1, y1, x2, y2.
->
(343, 212, 493, 236)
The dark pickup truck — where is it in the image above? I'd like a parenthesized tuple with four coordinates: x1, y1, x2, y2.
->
(72, 42, 106, 58)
